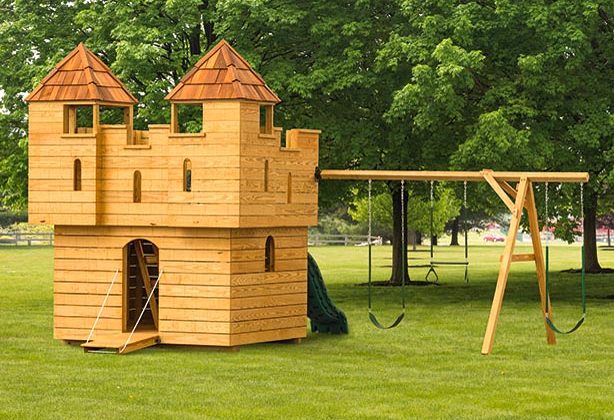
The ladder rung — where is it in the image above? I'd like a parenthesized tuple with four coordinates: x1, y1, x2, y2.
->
(144, 256, 156, 264)
(500, 253, 535, 262)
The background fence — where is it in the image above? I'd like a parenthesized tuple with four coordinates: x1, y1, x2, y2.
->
(0, 232, 54, 246)
(308, 234, 383, 246)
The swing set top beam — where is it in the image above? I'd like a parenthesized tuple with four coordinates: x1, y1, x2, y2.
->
(319, 169, 589, 183)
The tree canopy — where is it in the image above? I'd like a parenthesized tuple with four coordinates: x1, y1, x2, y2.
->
(0, 0, 611, 273)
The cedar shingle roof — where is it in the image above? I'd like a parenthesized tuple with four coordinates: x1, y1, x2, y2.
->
(25, 43, 137, 104)
(165, 39, 281, 103)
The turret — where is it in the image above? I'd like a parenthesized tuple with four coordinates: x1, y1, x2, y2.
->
(25, 43, 137, 225)
(163, 40, 319, 228)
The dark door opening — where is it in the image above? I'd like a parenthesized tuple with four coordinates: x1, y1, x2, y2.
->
(124, 239, 159, 332)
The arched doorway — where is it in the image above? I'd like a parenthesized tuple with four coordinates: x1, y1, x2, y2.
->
(123, 239, 159, 332)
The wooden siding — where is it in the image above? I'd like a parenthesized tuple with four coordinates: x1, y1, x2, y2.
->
(239, 102, 320, 228)
(29, 100, 319, 228)
(53, 225, 307, 346)
(28, 102, 97, 225)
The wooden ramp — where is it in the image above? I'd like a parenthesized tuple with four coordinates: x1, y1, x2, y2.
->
(81, 331, 159, 354)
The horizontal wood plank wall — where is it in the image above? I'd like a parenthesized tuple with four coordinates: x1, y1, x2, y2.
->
(54, 225, 234, 346)
(54, 225, 308, 346)
(30, 100, 319, 229)
(28, 102, 97, 225)
(238, 102, 319, 228)
(229, 227, 308, 346)
(166, 101, 241, 228)
(98, 125, 168, 226)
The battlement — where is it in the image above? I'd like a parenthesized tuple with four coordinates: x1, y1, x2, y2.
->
(27, 42, 320, 229)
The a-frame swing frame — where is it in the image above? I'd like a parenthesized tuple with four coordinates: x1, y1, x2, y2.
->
(318, 168, 589, 355)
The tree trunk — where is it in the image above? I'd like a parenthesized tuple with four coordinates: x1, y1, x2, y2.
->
(584, 191, 602, 273)
(450, 217, 460, 246)
(389, 187, 410, 285)
(416, 231, 422, 245)
(188, 25, 202, 55)
(608, 229, 611, 247)
(409, 229, 417, 251)
(431, 235, 438, 246)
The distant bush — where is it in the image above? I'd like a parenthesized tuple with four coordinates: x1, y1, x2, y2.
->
(7, 222, 53, 233)
(0, 210, 27, 228)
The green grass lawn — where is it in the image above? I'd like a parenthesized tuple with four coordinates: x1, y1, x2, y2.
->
(0, 245, 612, 419)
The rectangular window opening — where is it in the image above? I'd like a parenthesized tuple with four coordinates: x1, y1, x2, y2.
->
(64, 105, 93, 134)
(100, 105, 128, 125)
(259, 105, 273, 135)
(174, 103, 203, 134)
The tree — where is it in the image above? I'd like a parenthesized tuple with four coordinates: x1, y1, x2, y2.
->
(0, 0, 316, 206)
(0, 1, 89, 210)
(383, 1, 613, 273)
(2, 0, 611, 277)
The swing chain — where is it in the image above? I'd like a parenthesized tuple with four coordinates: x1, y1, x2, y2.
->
(401, 179, 405, 258)
(368, 179, 372, 245)
(429, 180, 434, 208)
(463, 180, 467, 209)
(580, 182, 584, 223)
(545, 181, 549, 246)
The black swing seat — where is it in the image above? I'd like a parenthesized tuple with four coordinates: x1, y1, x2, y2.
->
(424, 261, 469, 283)
(429, 260, 469, 266)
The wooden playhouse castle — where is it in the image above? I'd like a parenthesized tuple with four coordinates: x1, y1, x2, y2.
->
(26, 40, 346, 353)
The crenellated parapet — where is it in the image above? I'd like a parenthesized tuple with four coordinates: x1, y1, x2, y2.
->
(27, 41, 320, 229)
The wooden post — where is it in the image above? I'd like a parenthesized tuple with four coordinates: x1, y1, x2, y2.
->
(170, 103, 178, 133)
(92, 103, 100, 135)
(525, 182, 556, 345)
(124, 106, 134, 145)
(481, 177, 529, 355)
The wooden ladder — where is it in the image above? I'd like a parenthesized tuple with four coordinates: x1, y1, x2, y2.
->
(134, 239, 159, 329)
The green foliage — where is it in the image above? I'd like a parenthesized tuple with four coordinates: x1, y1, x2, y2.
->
(348, 184, 461, 237)
(0, 0, 611, 257)
(176, 103, 203, 133)
(6, 222, 53, 233)
(0, 209, 27, 228)
(312, 214, 360, 236)
(348, 191, 394, 238)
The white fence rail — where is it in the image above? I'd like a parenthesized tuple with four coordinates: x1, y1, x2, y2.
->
(308, 233, 383, 247)
(0, 232, 54, 246)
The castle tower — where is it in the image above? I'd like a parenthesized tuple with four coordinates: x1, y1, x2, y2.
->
(26, 43, 137, 225)
(26, 41, 321, 351)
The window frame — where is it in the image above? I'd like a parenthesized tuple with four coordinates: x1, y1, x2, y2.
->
(170, 102, 205, 135)
(259, 104, 273, 135)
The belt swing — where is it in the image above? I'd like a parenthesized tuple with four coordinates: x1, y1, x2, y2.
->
(367, 179, 406, 329)
(425, 180, 470, 283)
(544, 181, 587, 334)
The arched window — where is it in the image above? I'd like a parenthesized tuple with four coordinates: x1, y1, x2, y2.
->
(287, 172, 292, 203)
(73, 159, 81, 191)
(133, 171, 141, 203)
(183, 159, 192, 192)
(264, 160, 269, 192)
(265, 236, 275, 272)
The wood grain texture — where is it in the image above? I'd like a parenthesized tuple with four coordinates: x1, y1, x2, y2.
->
(53, 225, 308, 346)
(26, 43, 136, 104)
(165, 40, 280, 103)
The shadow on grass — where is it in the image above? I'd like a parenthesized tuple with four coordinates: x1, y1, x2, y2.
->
(327, 274, 612, 306)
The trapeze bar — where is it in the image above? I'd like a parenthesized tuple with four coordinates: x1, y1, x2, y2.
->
(319, 169, 589, 183)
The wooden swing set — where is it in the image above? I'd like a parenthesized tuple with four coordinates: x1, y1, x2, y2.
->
(318, 169, 589, 355)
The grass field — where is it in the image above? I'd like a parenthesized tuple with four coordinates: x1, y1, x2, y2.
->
(0, 245, 612, 419)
